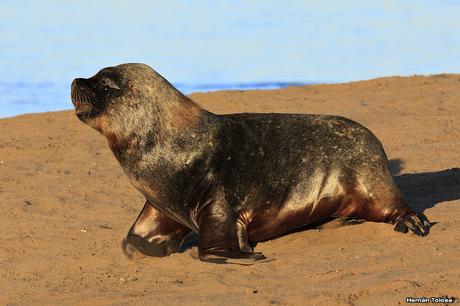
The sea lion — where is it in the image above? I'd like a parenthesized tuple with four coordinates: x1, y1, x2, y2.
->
(71, 63, 431, 264)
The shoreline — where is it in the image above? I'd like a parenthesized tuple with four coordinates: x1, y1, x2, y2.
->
(2, 73, 459, 119)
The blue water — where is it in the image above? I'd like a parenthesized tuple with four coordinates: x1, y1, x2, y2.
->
(1, 1, 460, 118)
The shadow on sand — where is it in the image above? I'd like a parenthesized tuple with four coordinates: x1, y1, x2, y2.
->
(389, 159, 460, 213)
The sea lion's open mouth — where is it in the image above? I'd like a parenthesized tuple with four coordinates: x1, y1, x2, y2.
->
(74, 101, 93, 115)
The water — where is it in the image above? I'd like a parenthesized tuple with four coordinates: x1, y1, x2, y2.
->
(1, 1, 460, 118)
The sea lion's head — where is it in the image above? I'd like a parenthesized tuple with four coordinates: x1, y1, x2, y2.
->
(71, 63, 189, 133)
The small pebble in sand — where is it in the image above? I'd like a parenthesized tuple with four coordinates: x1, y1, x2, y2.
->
(245, 288, 258, 294)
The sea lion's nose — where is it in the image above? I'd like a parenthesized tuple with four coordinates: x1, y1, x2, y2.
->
(71, 78, 85, 90)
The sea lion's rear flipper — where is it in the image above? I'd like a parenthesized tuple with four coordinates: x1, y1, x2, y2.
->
(394, 212, 431, 236)
(336, 172, 432, 236)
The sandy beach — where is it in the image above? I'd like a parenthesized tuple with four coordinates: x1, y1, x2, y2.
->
(1, 75, 459, 305)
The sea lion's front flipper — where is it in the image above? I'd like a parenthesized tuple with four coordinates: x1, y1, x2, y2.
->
(196, 200, 269, 265)
(200, 251, 272, 266)
(122, 200, 191, 257)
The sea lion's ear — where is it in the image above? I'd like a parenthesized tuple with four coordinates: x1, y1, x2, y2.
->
(106, 78, 120, 90)
(97, 77, 120, 91)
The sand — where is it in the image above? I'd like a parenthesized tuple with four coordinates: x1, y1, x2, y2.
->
(1, 74, 459, 305)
